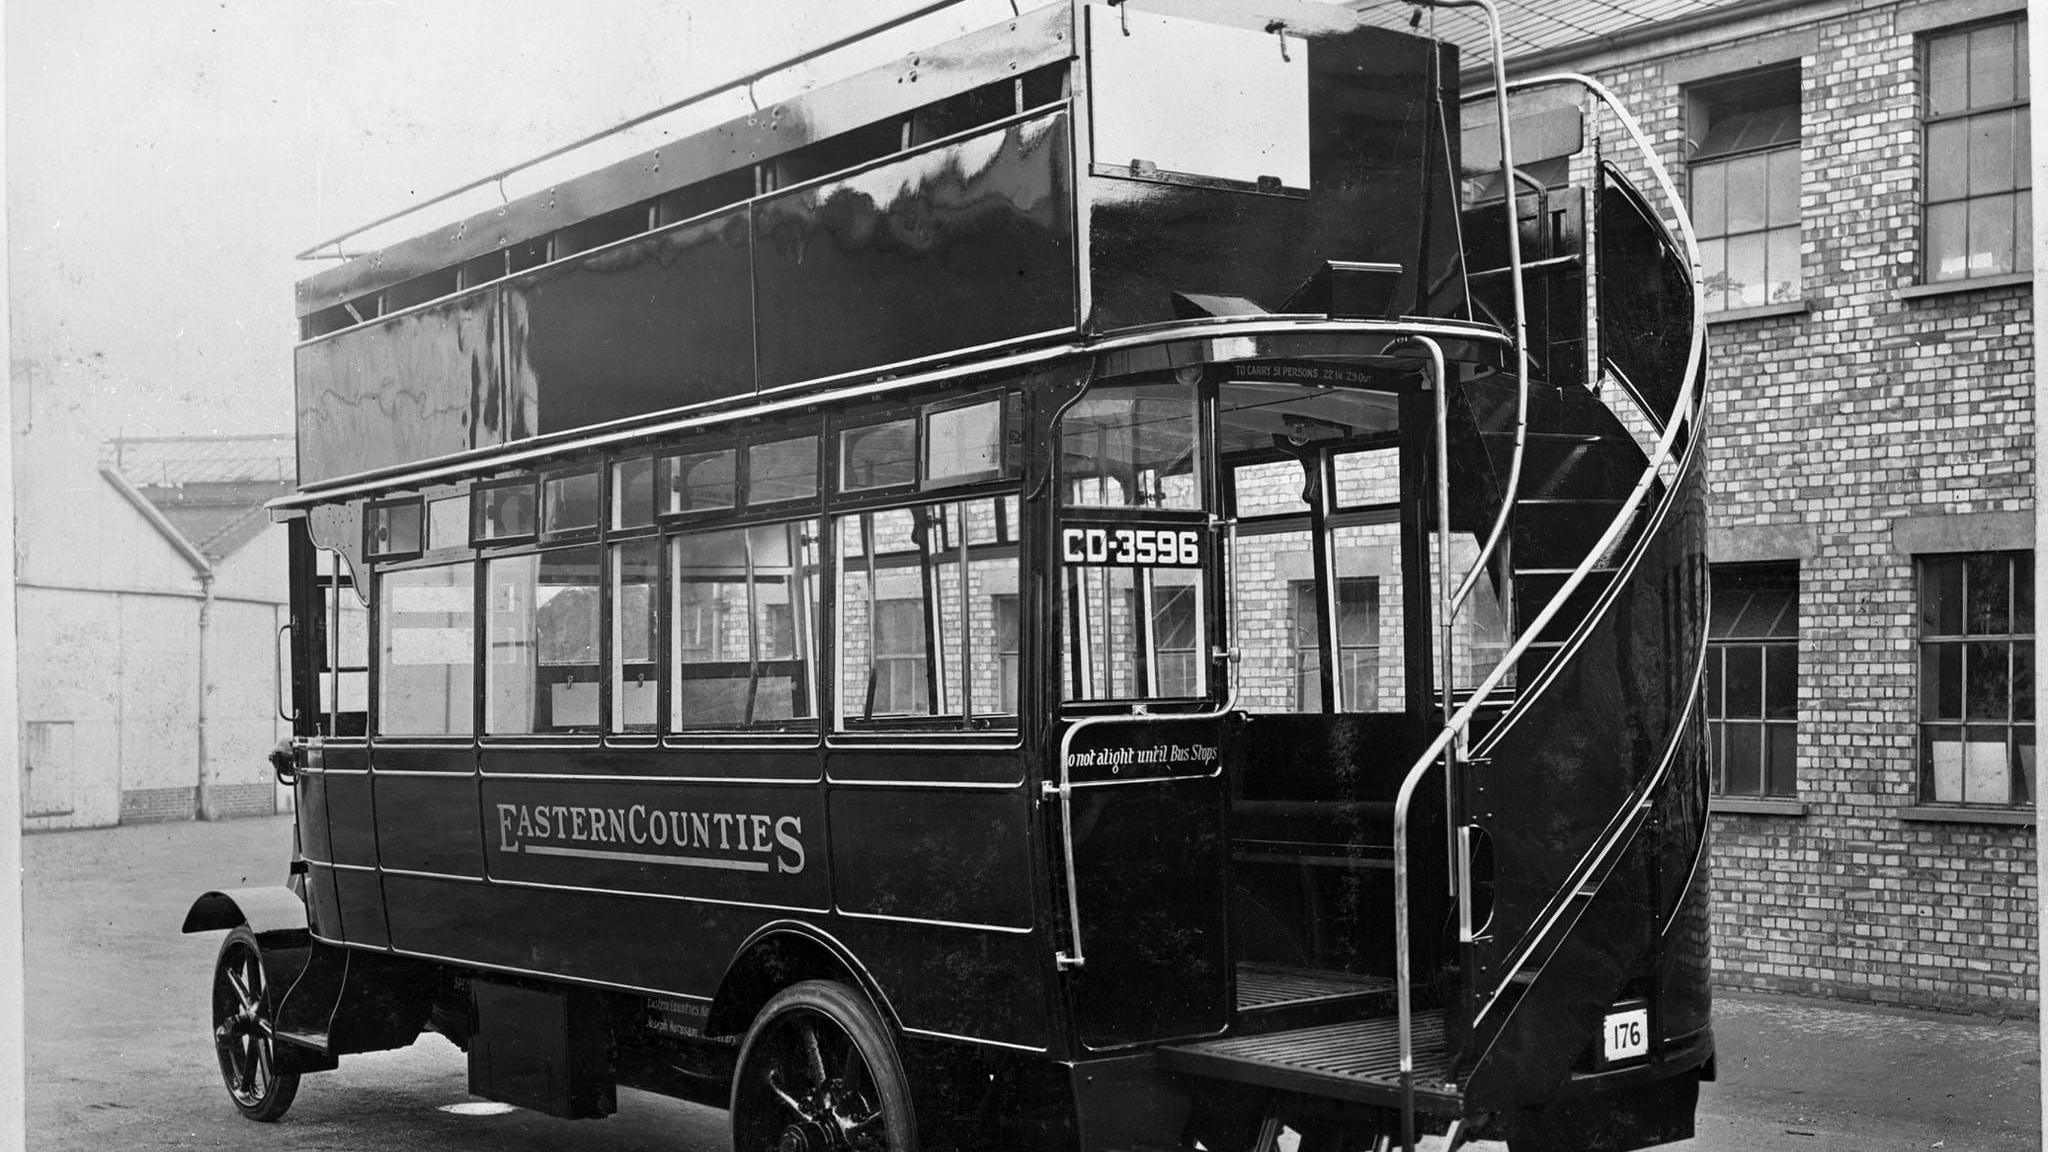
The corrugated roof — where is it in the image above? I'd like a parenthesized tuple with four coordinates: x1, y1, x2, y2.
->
(109, 435, 294, 487)
(1354, 0, 1759, 70)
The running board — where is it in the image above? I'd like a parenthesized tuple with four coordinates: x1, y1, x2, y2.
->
(1160, 1010, 1463, 1113)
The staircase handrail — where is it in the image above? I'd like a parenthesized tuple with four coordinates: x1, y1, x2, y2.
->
(1386, 63, 1707, 1152)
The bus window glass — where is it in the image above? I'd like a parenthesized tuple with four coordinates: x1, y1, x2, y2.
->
(1334, 448, 1400, 508)
(366, 499, 422, 558)
(837, 498, 1019, 725)
(543, 470, 601, 537)
(1061, 382, 1200, 510)
(924, 397, 1005, 487)
(612, 456, 655, 530)
(1330, 524, 1402, 712)
(320, 572, 369, 735)
(672, 521, 819, 728)
(378, 563, 475, 736)
(612, 539, 659, 732)
(749, 436, 819, 505)
(840, 418, 916, 492)
(1061, 564, 1209, 703)
(485, 548, 600, 734)
(427, 495, 468, 550)
(661, 448, 735, 515)
(474, 482, 537, 542)
(1233, 460, 1311, 517)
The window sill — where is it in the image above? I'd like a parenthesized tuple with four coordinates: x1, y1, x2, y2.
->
(1704, 300, 1808, 325)
(1898, 805, 2035, 827)
(1710, 797, 1805, 816)
(1896, 272, 2033, 301)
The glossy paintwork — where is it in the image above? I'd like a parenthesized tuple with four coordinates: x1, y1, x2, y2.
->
(373, 773, 485, 876)
(295, 290, 506, 484)
(1597, 164, 1696, 425)
(507, 211, 756, 435)
(753, 113, 1076, 389)
(1084, 28, 1462, 330)
(827, 787, 1036, 929)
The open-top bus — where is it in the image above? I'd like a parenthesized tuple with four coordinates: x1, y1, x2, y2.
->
(185, 2, 1712, 1148)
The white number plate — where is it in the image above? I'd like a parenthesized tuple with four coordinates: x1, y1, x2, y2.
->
(1603, 1006, 1649, 1062)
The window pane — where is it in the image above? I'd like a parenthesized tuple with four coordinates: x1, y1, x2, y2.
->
(663, 449, 736, 514)
(1705, 646, 1723, 715)
(1764, 644, 1797, 719)
(2017, 553, 2035, 633)
(2015, 643, 2035, 722)
(1723, 724, 1762, 796)
(1235, 460, 1311, 517)
(1924, 725, 1965, 801)
(1926, 30, 1968, 117)
(1765, 723, 1797, 797)
(1235, 527, 1314, 714)
(429, 495, 468, 550)
(612, 457, 656, 530)
(1333, 525, 1401, 712)
(674, 528, 752, 726)
(486, 549, 600, 734)
(1968, 111, 2018, 197)
(1965, 640, 2011, 721)
(1061, 382, 1200, 510)
(1926, 119, 1967, 203)
(1724, 231, 1767, 310)
(926, 398, 1005, 486)
(1690, 161, 1726, 238)
(1964, 726, 2013, 803)
(1333, 448, 1401, 508)
(368, 501, 422, 557)
(1765, 226, 1800, 304)
(1966, 193, 2018, 277)
(1968, 22, 2016, 108)
(378, 564, 475, 736)
(1965, 552, 2012, 634)
(1926, 201, 1969, 281)
(1698, 237, 1730, 312)
(1765, 147, 1800, 228)
(2015, 727, 2036, 806)
(1922, 641, 1963, 721)
(750, 436, 818, 504)
(1724, 645, 1762, 718)
(1922, 557, 1964, 634)
(1725, 153, 1768, 233)
(475, 484, 536, 542)
(612, 540, 659, 732)
(840, 418, 916, 492)
(543, 471, 601, 536)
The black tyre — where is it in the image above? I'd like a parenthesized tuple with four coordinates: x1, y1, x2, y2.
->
(730, 979, 916, 1152)
(211, 926, 300, 1122)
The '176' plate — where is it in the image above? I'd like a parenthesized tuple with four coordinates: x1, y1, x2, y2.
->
(1603, 1006, 1649, 1063)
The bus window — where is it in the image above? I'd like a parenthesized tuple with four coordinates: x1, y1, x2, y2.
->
(922, 395, 1008, 487)
(1061, 564, 1209, 703)
(427, 494, 468, 550)
(839, 417, 916, 492)
(837, 497, 1019, 725)
(1060, 382, 1200, 510)
(474, 480, 538, 543)
(748, 436, 819, 506)
(672, 521, 819, 728)
(365, 498, 422, 559)
(660, 448, 735, 516)
(611, 538, 659, 732)
(377, 562, 476, 736)
(484, 548, 600, 734)
(612, 456, 655, 530)
(317, 568, 368, 736)
(542, 469, 601, 538)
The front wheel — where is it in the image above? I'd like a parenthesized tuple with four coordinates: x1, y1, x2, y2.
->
(211, 926, 300, 1122)
(730, 980, 915, 1152)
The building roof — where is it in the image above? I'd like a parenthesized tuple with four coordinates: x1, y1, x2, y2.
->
(1354, 0, 1764, 72)
(107, 436, 295, 564)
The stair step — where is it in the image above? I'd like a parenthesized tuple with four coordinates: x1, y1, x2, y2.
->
(1162, 1011, 1463, 1113)
(1238, 964, 1395, 1013)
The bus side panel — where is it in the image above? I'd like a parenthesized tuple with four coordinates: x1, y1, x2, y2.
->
(294, 289, 503, 485)
(752, 113, 1076, 391)
(826, 786, 1036, 929)
(506, 208, 757, 437)
(323, 755, 390, 947)
(831, 919, 1053, 1051)
(373, 772, 485, 878)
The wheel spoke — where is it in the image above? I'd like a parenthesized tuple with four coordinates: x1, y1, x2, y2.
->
(764, 1069, 811, 1119)
(839, 1043, 868, 1097)
(798, 1019, 827, 1086)
(226, 965, 256, 1012)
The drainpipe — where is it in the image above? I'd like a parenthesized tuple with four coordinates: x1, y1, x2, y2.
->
(196, 569, 216, 820)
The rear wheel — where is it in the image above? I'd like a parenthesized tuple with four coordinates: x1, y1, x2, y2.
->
(730, 980, 915, 1152)
(211, 926, 300, 1122)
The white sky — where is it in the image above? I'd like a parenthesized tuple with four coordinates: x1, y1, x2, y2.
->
(5, 1, 1012, 441)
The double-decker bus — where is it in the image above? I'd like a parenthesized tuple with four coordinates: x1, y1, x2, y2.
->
(185, 2, 1712, 1149)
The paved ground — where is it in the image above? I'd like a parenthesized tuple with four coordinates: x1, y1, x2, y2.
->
(22, 813, 2043, 1151)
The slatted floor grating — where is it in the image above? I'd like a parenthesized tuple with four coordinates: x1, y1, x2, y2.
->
(1236, 963, 1394, 1011)
(1162, 1009, 1463, 1110)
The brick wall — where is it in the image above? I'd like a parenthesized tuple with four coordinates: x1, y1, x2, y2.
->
(119, 787, 196, 825)
(208, 783, 279, 820)
(1578, 0, 2036, 1015)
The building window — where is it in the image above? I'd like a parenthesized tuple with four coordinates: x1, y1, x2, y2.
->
(1687, 65, 1801, 311)
(1706, 564, 1798, 798)
(1922, 18, 2031, 283)
(1918, 552, 2033, 808)
(1293, 578, 1379, 713)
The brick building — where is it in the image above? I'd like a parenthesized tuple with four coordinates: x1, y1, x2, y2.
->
(1391, 0, 2036, 1014)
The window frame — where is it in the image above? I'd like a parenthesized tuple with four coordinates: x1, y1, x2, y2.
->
(1706, 563, 1800, 800)
(1685, 63, 1802, 313)
(1916, 551, 2034, 810)
(1918, 16, 2031, 285)
(364, 496, 425, 561)
(471, 476, 540, 547)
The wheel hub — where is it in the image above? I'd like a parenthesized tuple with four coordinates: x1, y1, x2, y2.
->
(777, 1118, 836, 1152)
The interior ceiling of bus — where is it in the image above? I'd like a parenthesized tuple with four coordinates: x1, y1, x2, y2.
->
(1348, 0, 1754, 66)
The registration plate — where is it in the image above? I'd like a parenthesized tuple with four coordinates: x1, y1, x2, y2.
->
(1602, 1005, 1649, 1063)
